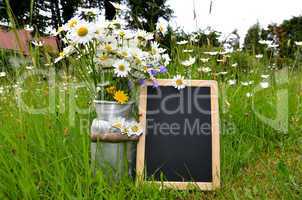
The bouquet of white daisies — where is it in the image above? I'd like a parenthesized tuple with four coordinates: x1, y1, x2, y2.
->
(54, 7, 170, 104)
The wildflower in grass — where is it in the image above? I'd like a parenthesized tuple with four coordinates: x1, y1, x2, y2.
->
(114, 90, 129, 104)
(261, 74, 270, 79)
(241, 81, 253, 86)
(113, 60, 130, 77)
(200, 58, 209, 63)
(228, 79, 236, 85)
(204, 51, 218, 56)
(181, 57, 196, 66)
(0, 72, 6, 77)
(231, 63, 238, 67)
(259, 40, 272, 45)
(25, 66, 34, 70)
(156, 22, 167, 35)
(68, 22, 94, 44)
(183, 49, 193, 53)
(246, 92, 253, 98)
(201, 67, 211, 73)
(31, 40, 44, 47)
(173, 75, 186, 90)
(217, 71, 228, 75)
(294, 41, 302, 46)
(127, 122, 143, 136)
(176, 40, 188, 45)
(260, 82, 269, 88)
(256, 54, 263, 59)
(151, 41, 166, 55)
(0, 87, 3, 94)
(24, 25, 34, 32)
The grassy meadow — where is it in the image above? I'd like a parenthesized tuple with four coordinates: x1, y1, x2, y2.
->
(0, 40, 301, 200)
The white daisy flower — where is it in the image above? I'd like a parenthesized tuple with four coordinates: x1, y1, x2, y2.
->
(231, 63, 238, 67)
(176, 40, 188, 45)
(183, 49, 193, 53)
(64, 16, 81, 30)
(204, 51, 218, 56)
(256, 54, 263, 59)
(24, 25, 34, 32)
(228, 79, 236, 85)
(294, 41, 302, 46)
(0, 72, 6, 77)
(181, 57, 196, 66)
(162, 54, 171, 66)
(200, 58, 209, 63)
(136, 29, 153, 41)
(110, 2, 129, 10)
(241, 81, 254, 86)
(246, 92, 253, 98)
(25, 66, 34, 70)
(156, 22, 167, 35)
(31, 40, 44, 47)
(68, 22, 94, 44)
(260, 82, 269, 88)
(173, 75, 186, 90)
(113, 60, 131, 77)
(127, 122, 143, 136)
(201, 67, 211, 73)
(261, 74, 270, 79)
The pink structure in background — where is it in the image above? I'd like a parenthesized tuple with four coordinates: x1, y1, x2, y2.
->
(0, 28, 59, 55)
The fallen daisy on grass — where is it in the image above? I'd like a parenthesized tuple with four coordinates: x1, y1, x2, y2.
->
(127, 122, 143, 137)
(181, 57, 196, 66)
(173, 75, 186, 90)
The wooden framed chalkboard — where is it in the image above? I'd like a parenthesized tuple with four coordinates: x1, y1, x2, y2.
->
(136, 79, 220, 190)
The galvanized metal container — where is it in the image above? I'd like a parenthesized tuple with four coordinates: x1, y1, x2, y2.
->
(91, 100, 136, 179)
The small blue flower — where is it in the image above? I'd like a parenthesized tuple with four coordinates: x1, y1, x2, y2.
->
(159, 65, 167, 73)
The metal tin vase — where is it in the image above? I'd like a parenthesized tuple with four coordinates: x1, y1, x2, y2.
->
(90, 100, 136, 179)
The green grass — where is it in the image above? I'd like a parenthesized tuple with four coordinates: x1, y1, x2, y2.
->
(0, 43, 301, 199)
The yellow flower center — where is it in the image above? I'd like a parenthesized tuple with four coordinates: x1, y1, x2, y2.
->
(118, 64, 125, 71)
(77, 26, 88, 37)
(104, 44, 113, 52)
(119, 31, 125, 38)
(68, 19, 78, 28)
(99, 55, 108, 62)
(176, 79, 183, 86)
(59, 52, 65, 57)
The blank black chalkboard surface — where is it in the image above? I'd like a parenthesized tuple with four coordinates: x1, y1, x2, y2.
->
(136, 79, 220, 190)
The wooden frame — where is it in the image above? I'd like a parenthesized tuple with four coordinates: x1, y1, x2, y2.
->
(136, 79, 220, 190)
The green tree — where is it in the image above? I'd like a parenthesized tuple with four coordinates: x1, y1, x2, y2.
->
(243, 23, 263, 54)
(126, 0, 173, 32)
